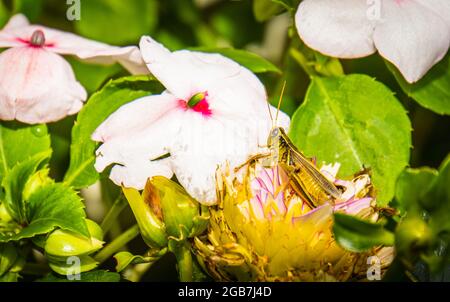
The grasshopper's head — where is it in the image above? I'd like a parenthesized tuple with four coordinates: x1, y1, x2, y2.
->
(267, 127, 284, 148)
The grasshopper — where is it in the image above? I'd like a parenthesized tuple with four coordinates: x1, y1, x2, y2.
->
(238, 82, 342, 208)
(265, 126, 342, 208)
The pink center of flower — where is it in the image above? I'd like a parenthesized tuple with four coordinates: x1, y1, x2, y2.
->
(179, 92, 212, 116)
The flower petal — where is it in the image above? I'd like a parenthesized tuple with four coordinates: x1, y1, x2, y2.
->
(295, 0, 376, 58)
(169, 112, 263, 205)
(0, 14, 146, 75)
(93, 97, 182, 174)
(0, 47, 86, 124)
(109, 158, 173, 190)
(374, 0, 450, 83)
(92, 92, 179, 142)
(140, 36, 261, 100)
(414, 0, 450, 28)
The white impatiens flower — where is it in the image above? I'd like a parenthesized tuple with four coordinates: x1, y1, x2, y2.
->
(0, 14, 146, 124)
(92, 36, 290, 205)
(295, 0, 450, 83)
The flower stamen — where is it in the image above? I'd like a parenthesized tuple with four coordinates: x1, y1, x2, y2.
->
(185, 92, 212, 116)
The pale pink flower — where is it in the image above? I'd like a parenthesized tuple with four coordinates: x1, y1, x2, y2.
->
(295, 0, 450, 83)
(0, 14, 146, 124)
(92, 36, 290, 205)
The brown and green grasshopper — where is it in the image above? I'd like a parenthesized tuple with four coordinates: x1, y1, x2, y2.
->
(238, 82, 342, 208)
(264, 125, 342, 208)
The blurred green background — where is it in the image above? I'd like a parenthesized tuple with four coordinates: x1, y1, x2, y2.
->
(1, 0, 449, 281)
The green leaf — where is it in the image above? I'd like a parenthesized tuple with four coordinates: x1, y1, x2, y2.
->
(386, 53, 450, 115)
(64, 76, 163, 189)
(0, 122, 51, 183)
(0, 183, 88, 242)
(253, 0, 284, 22)
(1, 151, 51, 223)
(290, 75, 412, 205)
(74, 0, 158, 44)
(38, 270, 120, 282)
(333, 213, 395, 252)
(189, 47, 281, 74)
(394, 168, 438, 215)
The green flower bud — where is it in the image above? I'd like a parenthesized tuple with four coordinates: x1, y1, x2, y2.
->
(395, 215, 432, 264)
(48, 256, 98, 276)
(148, 177, 209, 240)
(45, 220, 104, 261)
(123, 177, 209, 249)
(123, 185, 168, 249)
(23, 169, 52, 201)
(86, 219, 104, 241)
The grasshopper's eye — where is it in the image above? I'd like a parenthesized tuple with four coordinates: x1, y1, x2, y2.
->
(271, 128, 279, 137)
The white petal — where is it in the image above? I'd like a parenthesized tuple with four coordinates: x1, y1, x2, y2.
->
(92, 92, 179, 142)
(0, 47, 86, 124)
(374, 0, 450, 83)
(295, 0, 376, 58)
(94, 108, 183, 190)
(110, 159, 173, 190)
(0, 16, 146, 75)
(170, 112, 262, 205)
(414, 0, 450, 28)
(139, 36, 260, 100)
(4, 14, 30, 30)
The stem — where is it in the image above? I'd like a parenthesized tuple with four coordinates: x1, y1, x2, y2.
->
(100, 194, 127, 235)
(94, 224, 140, 265)
(289, 48, 317, 78)
(170, 242, 193, 282)
(124, 262, 154, 282)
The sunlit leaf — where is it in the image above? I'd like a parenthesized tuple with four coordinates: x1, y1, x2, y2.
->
(0, 122, 51, 183)
(0, 183, 88, 242)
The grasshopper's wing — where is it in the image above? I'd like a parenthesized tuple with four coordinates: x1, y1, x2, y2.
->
(278, 162, 317, 209)
(289, 150, 342, 200)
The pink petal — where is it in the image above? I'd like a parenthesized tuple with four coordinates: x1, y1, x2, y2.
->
(295, 0, 376, 58)
(0, 14, 146, 75)
(374, 0, 450, 83)
(0, 47, 86, 124)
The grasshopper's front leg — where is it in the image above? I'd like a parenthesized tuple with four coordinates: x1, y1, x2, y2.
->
(234, 153, 271, 172)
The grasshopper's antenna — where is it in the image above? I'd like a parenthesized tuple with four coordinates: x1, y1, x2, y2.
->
(266, 99, 274, 127)
(275, 81, 286, 126)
